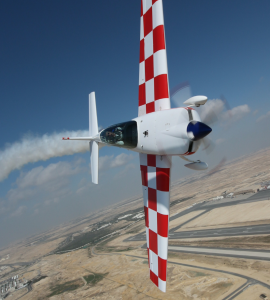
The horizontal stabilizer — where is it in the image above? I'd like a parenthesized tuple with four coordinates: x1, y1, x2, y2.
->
(90, 141, 99, 184)
(62, 137, 94, 140)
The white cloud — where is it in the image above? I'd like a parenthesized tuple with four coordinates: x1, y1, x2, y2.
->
(256, 111, 270, 122)
(113, 163, 136, 180)
(10, 206, 27, 217)
(253, 109, 259, 115)
(16, 161, 82, 189)
(0, 200, 9, 216)
(216, 138, 225, 145)
(200, 100, 250, 126)
(0, 130, 89, 182)
(4, 160, 83, 214)
(1, 150, 135, 217)
(200, 99, 224, 124)
(221, 104, 250, 123)
(99, 153, 134, 171)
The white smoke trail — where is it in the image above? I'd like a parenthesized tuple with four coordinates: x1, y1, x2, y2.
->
(0, 130, 90, 182)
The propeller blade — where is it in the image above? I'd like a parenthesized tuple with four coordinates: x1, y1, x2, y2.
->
(201, 136, 215, 155)
(201, 108, 219, 126)
(171, 81, 191, 107)
(207, 157, 227, 175)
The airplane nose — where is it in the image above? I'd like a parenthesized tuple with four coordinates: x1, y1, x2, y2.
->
(187, 121, 212, 141)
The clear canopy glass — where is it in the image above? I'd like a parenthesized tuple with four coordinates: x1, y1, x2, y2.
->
(100, 121, 138, 149)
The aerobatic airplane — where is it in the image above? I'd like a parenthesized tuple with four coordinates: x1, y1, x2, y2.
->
(63, 0, 212, 292)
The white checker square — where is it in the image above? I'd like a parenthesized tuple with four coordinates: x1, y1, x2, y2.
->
(158, 278, 166, 292)
(156, 154, 172, 168)
(148, 208, 157, 233)
(157, 190, 169, 215)
(149, 249, 159, 276)
(155, 98, 170, 112)
(140, 16, 144, 41)
(158, 235, 168, 260)
(139, 61, 145, 85)
(145, 227, 149, 248)
(138, 104, 146, 117)
(143, 187, 148, 207)
(152, 0, 164, 29)
(154, 49, 167, 77)
(144, 31, 153, 59)
(143, 0, 152, 15)
(145, 78, 154, 104)
(147, 166, 156, 189)
(139, 153, 147, 166)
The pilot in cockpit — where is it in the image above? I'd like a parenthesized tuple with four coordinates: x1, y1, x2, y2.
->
(115, 127, 124, 145)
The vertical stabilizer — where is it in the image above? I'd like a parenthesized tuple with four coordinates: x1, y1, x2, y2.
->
(89, 92, 99, 184)
(89, 92, 98, 136)
(90, 141, 99, 184)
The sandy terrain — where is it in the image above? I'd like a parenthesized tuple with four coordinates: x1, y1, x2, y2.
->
(1, 147, 270, 299)
(11, 248, 246, 300)
(168, 148, 270, 213)
(170, 210, 205, 228)
(179, 200, 270, 231)
(177, 220, 270, 232)
(235, 284, 269, 300)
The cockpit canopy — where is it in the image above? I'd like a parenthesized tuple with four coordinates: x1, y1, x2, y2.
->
(100, 121, 138, 149)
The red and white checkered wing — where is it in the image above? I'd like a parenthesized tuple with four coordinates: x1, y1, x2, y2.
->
(140, 153, 171, 292)
(138, 0, 170, 117)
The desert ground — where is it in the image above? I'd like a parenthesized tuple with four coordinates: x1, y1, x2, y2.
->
(1, 147, 270, 299)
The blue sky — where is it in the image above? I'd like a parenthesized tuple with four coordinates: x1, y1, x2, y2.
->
(0, 0, 270, 247)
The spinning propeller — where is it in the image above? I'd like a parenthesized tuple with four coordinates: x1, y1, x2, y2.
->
(171, 81, 230, 155)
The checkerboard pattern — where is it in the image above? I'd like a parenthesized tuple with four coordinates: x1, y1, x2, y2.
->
(140, 153, 171, 292)
(138, 0, 170, 117)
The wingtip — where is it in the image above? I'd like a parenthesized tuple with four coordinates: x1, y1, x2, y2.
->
(62, 137, 70, 140)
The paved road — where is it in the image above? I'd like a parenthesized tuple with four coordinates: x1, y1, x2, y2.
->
(127, 224, 270, 241)
(168, 245, 270, 261)
(125, 190, 270, 243)
(170, 224, 270, 239)
(92, 245, 270, 300)
(121, 190, 270, 298)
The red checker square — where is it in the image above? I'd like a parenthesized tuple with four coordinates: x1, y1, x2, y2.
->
(147, 154, 156, 167)
(158, 257, 167, 281)
(143, 7, 153, 37)
(156, 167, 170, 192)
(149, 229, 158, 255)
(141, 0, 143, 17)
(150, 270, 159, 287)
(138, 83, 146, 106)
(152, 0, 158, 4)
(145, 55, 154, 82)
(140, 165, 148, 186)
(153, 25, 165, 53)
(148, 188, 157, 211)
(144, 206, 149, 227)
(157, 212, 168, 237)
(154, 74, 169, 101)
(139, 39, 144, 63)
(146, 101, 155, 114)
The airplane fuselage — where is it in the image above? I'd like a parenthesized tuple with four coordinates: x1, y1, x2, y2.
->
(98, 107, 203, 156)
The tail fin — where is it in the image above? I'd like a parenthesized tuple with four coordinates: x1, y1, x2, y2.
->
(89, 92, 98, 136)
(90, 141, 99, 184)
(89, 92, 99, 184)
